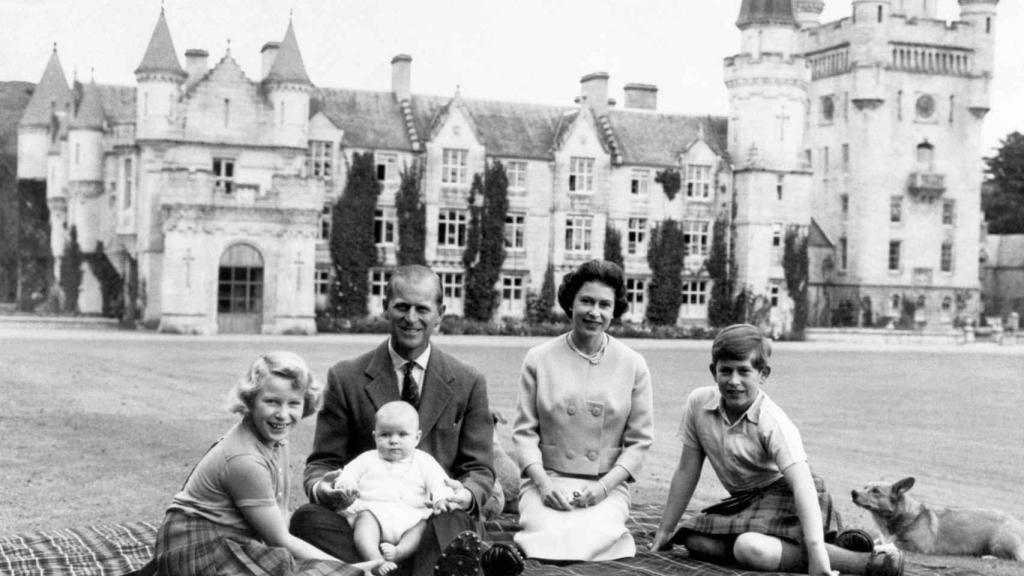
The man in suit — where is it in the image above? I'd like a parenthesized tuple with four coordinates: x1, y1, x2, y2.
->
(291, 265, 495, 576)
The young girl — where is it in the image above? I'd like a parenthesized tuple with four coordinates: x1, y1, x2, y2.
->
(153, 351, 379, 576)
(650, 325, 905, 576)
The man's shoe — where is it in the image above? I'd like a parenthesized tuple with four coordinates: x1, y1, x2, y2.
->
(480, 543, 524, 576)
(433, 531, 484, 576)
(834, 528, 875, 553)
(866, 548, 905, 576)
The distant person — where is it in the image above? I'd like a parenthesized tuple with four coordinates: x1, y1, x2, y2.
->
(332, 401, 456, 575)
(291, 265, 520, 576)
(153, 351, 377, 575)
(512, 259, 654, 561)
(649, 324, 905, 576)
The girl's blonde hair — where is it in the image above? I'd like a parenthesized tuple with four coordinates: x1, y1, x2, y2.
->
(226, 351, 323, 418)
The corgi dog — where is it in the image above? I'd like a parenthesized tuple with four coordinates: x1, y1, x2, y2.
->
(852, 477, 1024, 560)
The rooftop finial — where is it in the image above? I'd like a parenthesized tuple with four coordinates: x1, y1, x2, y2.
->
(52, 41, 58, 52)
(226, 37, 232, 55)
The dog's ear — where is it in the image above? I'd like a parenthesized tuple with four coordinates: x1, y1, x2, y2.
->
(892, 476, 915, 497)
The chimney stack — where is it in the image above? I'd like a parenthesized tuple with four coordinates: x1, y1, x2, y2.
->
(391, 54, 412, 102)
(579, 72, 610, 115)
(261, 41, 280, 81)
(185, 49, 209, 84)
(623, 83, 658, 110)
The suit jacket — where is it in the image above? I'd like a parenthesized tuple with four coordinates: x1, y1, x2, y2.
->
(304, 341, 495, 512)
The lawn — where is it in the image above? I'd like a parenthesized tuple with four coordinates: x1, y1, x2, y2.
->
(2, 330, 1022, 572)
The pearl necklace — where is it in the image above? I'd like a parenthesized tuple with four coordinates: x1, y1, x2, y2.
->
(566, 333, 608, 365)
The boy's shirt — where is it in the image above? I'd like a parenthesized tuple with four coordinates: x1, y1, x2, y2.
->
(679, 386, 806, 494)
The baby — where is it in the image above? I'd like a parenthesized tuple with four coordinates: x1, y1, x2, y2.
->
(333, 400, 457, 575)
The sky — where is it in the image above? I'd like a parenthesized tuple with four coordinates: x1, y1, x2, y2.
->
(1, 0, 1020, 154)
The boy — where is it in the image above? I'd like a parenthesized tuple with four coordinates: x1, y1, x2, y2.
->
(650, 324, 904, 576)
(333, 401, 457, 575)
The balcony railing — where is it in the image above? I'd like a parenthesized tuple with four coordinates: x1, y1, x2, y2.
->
(907, 172, 945, 200)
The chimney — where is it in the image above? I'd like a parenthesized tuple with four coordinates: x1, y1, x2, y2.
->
(391, 54, 412, 102)
(185, 49, 209, 84)
(579, 72, 610, 115)
(623, 83, 658, 110)
(261, 41, 280, 80)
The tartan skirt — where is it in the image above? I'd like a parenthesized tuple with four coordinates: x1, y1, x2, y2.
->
(673, 475, 840, 545)
(154, 511, 363, 576)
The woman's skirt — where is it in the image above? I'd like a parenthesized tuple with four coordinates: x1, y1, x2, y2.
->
(673, 475, 840, 546)
(155, 510, 363, 576)
(514, 471, 634, 561)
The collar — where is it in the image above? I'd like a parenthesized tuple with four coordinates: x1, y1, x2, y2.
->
(387, 340, 431, 372)
(702, 389, 766, 424)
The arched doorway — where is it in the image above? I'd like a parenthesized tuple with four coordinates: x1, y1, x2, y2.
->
(217, 244, 263, 334)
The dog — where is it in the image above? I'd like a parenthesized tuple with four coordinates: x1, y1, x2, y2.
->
(481, 410, 521, 520)
(852, 476, 1024, 560)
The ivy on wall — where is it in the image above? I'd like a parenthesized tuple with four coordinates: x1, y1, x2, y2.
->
(603, 224, 623, 270)
(655, 168, 681, 202)
(463, 161, 509, 322)
(59, 226, 83, 314)
(84, 241, 124, 318)
(783, 225, 809, 339)
(15, 179, 52, 311)
(329, 151, 381, 318)
(396, 162, 426, 266)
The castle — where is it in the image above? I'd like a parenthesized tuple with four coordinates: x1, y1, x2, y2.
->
(15, 0, 997, 334)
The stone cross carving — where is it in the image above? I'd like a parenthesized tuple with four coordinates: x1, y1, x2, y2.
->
(295, 252, 304, 291)
(776, 107, 791, 141)
(183, 248, 195, 288)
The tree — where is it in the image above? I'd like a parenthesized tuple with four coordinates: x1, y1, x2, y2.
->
(396, 162, 426, 266)
(783, 225, 809, 339)
(706, 214, 734, 327)
(982, 131, 1024, 234)
(15, 179, 52, 310)
(603, 224, 623, 269)
(645, 219, 685, 325)
(463, 162, 509, 321)
(527, 263, 556, 324)
(655, 168, 681, 202)
(329, 151, 381, 318)
(59, 226, 83, 314)
(84, 241, 124, 318)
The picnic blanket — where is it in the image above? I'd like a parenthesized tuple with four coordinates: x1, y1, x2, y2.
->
(0, 506, 987, 576)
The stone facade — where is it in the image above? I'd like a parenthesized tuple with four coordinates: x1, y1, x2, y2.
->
(15, 1, 998, 333)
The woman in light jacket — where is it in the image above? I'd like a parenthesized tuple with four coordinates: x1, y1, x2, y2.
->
(512, 259, 654, 561)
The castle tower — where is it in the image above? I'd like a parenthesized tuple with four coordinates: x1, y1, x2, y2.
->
(852, 0, 892, 25)
(66, 79, 107, 312)
(725, 0, 813, 305)
(134, 9, 185, 140)
(262, 19, 313, 149)
(795, 0, 826, 29)
(17, 45, 73, 181)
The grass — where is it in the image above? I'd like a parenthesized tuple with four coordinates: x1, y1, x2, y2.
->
(2, 330, 1022, 574)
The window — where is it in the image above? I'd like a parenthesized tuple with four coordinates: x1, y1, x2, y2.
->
(307, 141, 333, 182)
(916, 142, 934, 167)
(823, 146, 830, 175)
(630, 169, 650, 195)
(369, 269, 392, 297)
(568, 157, 594, 192)
(840, 194, 849, 219)
(821, 95, 835, 122)
(888, 241, 901, 271)
(625, 278, 646, 315)
(437, 209, 467, 248)
(376, 152, 398, 182)
(776, 174, 784, 200)
(213, 158, 235, 193)
(839, 236, 848, 271)
(122, 158, 134, 209)
(942, 199, 955, 225)
(314, 267, 331, 299)
(441, 149, 468, 185)
(841, 143, 850, 172)
(320, 205, 332, 240)
(685, 164, 712, 199)
(501, 275, 524, 303)
(565, 216, 592, 253)
(374, 209, 396, 245)
(769, 282, 782, 307)
(506, 161, 527, 190)
(890, 196, 903, 223)
(940, 242, 953, 272)
(680, 281, 708, 317)
(771, 223, 784, 261)
(916, 94, 936, 121)
(627, 218, 647, 255)
(504, 213, 525, 250)
(440, 272, 464, 300)
(683, 220, 711, 256)
(223, 98, 230, 127)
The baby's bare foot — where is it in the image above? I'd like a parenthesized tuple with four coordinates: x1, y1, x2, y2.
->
(379, 542, 397, 561)
(376, 560, 398, 575)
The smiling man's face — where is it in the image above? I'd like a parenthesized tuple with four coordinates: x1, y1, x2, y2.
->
(384, 274, 444, 360)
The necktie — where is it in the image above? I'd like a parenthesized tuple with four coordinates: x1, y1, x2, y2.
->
(401, 362, 420, 409)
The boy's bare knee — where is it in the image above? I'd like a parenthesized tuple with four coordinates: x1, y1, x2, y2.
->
(733, 533, 783, 570)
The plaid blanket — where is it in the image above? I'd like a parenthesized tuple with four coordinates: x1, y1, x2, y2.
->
(0, 507, 986, 576)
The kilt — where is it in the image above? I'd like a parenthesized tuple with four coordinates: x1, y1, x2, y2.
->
(673, 475, 840, 545)
(155, 511, 363, 576)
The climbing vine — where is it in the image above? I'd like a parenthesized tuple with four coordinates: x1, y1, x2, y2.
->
(655, 168, 681, 202)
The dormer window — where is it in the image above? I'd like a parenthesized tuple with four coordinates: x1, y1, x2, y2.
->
(569, 157, 594, 193)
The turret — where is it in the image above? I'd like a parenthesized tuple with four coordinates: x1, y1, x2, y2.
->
(67, 79, 105, 253)
(794, 0, 825, 29)
(893, 0, 939, 19)
(134, 9, 185, 140)
(263, 19, 313, 148)
(959, 0, 999, 76)
(736, 0, 799, 58)
(18, 45, 73, 181)
(852, 0, 891, 25)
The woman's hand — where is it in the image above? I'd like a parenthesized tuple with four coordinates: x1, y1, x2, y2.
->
(539, 483, 574, 511)
(570, 480, 608, 508)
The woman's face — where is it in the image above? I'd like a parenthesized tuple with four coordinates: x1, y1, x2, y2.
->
(571, 280, 615, 339)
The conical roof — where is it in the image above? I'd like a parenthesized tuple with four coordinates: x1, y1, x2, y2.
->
(737, 0, 798, 28)
(264, 20, 312, 86)
(134, 9, 185, 78)
(70, 80, 105, 130)
(20, 46, 73, 127)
